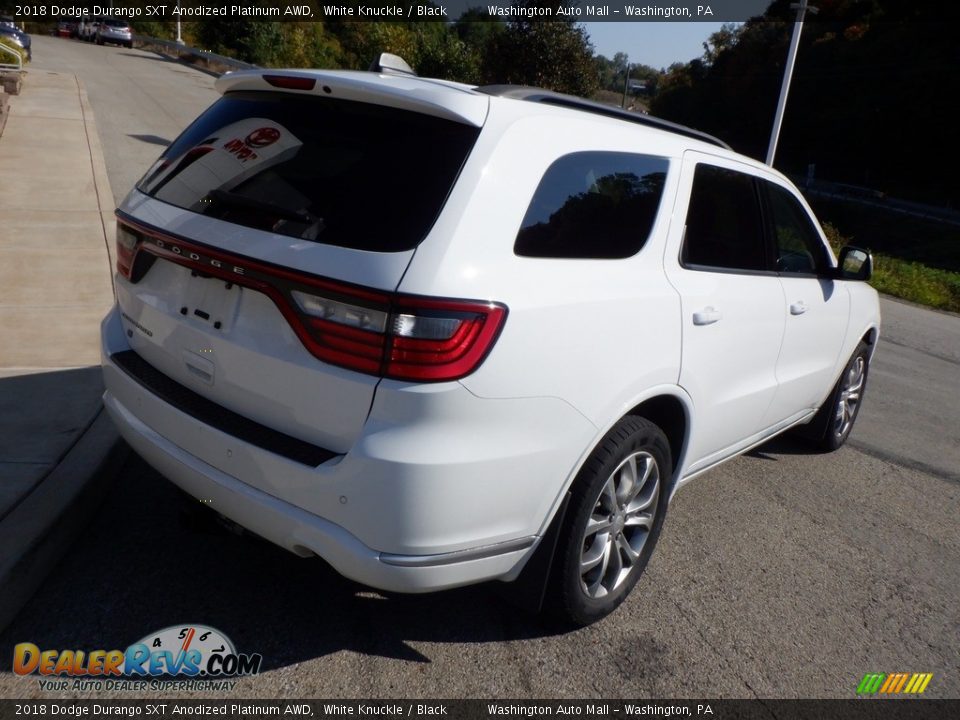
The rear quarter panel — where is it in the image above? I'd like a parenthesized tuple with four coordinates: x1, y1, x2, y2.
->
(400, 104, 688, 432)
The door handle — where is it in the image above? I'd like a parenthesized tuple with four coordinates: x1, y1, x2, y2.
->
(692, 307, 722, 326)
(789, 301, 808, 315)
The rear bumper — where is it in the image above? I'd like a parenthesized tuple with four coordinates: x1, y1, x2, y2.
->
(105, 392, 535, 592)
(101, 306, 596, 592)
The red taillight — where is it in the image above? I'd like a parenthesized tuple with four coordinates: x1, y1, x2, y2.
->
(263, 75, 316, 91)
(386, 301, 507, 381)
(290, 288, 506, 381)
(115, 218, 507, 382)
(116, 224, 138, 279)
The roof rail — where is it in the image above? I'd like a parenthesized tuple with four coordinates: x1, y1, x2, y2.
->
(476, 85, 731, 150)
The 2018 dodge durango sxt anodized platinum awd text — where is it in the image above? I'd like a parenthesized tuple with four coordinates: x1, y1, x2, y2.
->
(101, 55, 881, 625)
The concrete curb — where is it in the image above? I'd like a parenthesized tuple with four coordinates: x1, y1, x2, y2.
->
(75, 74, 118, 297)
(0, 410, 129, 631)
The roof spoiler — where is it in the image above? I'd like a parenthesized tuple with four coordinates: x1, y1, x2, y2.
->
(369, 53, 417, 77)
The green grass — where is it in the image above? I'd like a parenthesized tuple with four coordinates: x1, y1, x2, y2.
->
(870, 256, 960, 312)
(822, 222, 960, 313)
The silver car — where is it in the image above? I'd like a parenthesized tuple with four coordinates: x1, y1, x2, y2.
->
(96, 19, 132, 48)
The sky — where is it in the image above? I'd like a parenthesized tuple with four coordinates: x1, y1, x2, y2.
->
(583, 22, 728, 70)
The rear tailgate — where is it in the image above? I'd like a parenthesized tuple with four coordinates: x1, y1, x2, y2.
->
(112, 82, 484, 454)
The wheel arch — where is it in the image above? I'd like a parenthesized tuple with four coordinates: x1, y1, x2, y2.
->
(861, 324, 880, 359)
(623, 393, 690, 495)
(510, 388, 692, 614)
(528, 387, 693, 548)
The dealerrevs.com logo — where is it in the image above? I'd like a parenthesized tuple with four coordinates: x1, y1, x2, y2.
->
(14, 625, 262, 692)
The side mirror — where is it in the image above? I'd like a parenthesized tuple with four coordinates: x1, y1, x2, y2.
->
(836, 245, 872, 281)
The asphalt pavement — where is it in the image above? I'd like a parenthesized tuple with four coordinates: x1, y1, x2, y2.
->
(0, 35, 957, 700)
(27, 34, 218, 206)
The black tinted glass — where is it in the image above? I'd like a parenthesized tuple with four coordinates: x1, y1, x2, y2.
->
(137, 92, 480, 252)
(515, 152, 668, 259)
(683, 165, 767, 272)
(765, 182, 827, 274)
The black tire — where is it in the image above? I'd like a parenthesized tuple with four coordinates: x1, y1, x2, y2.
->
(545, 416, 671, 626)
(808, 341, 870, 452)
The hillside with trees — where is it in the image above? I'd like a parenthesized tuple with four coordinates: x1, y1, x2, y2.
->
(652, 0, 959, 207)
(130, 2, 600, 98)
(129, 0, 955, 209)
(9, 0, 954, 207)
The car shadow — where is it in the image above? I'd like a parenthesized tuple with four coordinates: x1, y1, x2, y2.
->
(747, 433, 820, 461)
(0, 454, 567, 671)
(128, 134, 170, 147)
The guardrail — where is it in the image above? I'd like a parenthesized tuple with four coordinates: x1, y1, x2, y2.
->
(0, 42, 23, 73)
(796, 176, 960, 229)
(133, 35, 257, 75)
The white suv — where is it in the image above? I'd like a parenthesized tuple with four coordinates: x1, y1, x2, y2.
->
(101, 60, 880, 625)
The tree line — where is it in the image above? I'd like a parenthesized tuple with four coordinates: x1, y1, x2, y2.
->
(138, 0, 954, 208)
(10, 0, 951, 205)
(650, 0, 957, 206)
(132, 3, 602, 99)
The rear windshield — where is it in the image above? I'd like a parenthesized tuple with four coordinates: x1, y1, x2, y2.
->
(103, 20, 129, 27)
(137, 91, 481, 252)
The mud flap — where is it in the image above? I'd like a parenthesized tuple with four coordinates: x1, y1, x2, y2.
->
(495, 492, 571, 614)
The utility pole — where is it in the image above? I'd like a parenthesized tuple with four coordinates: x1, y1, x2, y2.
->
(176, 1, 184, 45)
(766, 0, 818, 165)
(621, 56, 630, 109)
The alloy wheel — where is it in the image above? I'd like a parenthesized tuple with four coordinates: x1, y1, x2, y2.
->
(579, 451, 660, 599)
(834, 355, 865, 438)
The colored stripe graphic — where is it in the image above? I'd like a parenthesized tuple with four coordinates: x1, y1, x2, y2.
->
(857, 674, 886, 693)
(879, 674, 897, 693)
(892, 673, 909, 693)
(857, 672, 932, 694)
(904, 674, 920, 693)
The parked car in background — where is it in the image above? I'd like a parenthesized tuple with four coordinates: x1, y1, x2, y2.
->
(96, 19, 133, 48)
(0, 23, 30, 61)
(102, 56, 881, 626)
(77, 16, 102, 42)
(56, 21, 78, 39)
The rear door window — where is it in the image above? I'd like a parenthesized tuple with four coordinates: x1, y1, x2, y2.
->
(137, 92, 480, 252)
(514, 152, 669, 259)
(682, 164, 768, 272)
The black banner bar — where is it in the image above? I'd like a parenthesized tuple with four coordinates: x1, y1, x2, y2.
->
(1, 700, 958, 720)
(8, 1, 960, 24)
